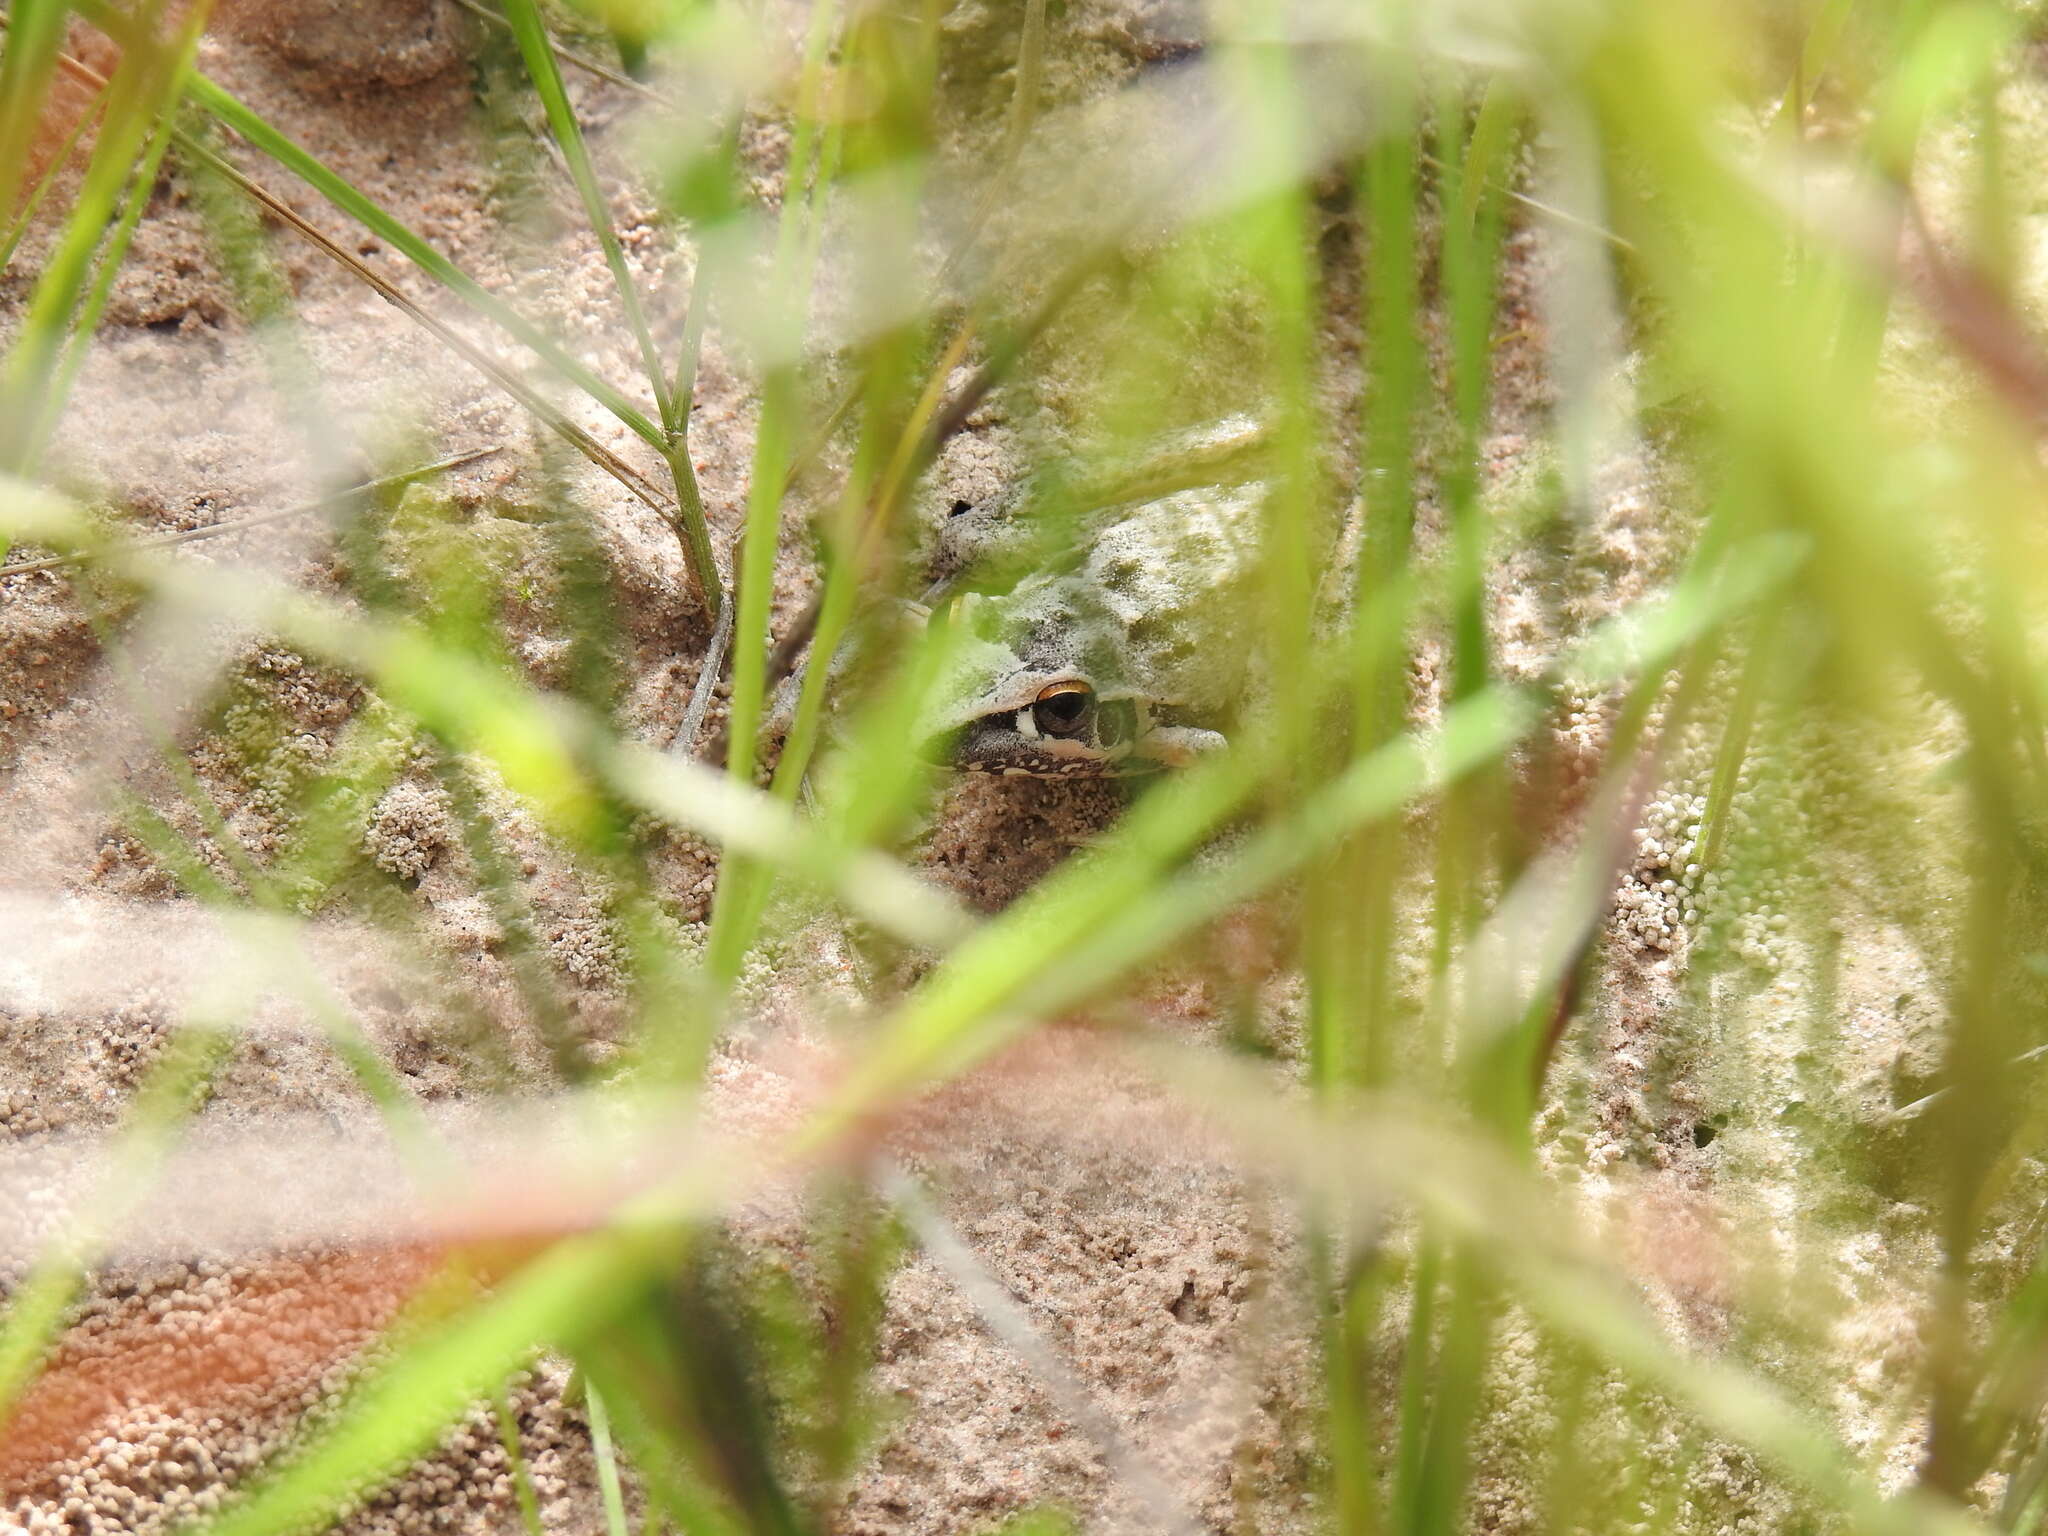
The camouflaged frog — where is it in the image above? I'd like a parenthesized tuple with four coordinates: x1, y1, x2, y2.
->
(914, 452, 1268, 778)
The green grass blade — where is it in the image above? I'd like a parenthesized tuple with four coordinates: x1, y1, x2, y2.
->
(0, 0, 210, 473)
(716, 0, 841, 783)
(19, 71, 182, 465)
(1438, 81, 1515, 707)
(1390, 1234, 1440, 1532)
(182, 69, 654, 447)
(703, 0, 852, 982)
(499, 0, 672, 429)
(189, 1218, 699, 1536)
(1161, 1058, 1991, 1536)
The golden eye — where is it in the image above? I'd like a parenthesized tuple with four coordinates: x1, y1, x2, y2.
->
(1032, 680, 1093, 738)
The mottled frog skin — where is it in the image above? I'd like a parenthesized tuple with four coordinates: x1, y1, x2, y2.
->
(916, 466, 1267, 778)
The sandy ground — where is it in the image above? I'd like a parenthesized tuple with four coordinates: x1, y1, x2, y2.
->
(0, 0, 1976, 1532)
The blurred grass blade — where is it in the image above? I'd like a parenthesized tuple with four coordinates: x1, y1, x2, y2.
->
(1796, 0, 1860, 109)
(1153, 1051, 1992, 1536)
(704, 0, 857, 985)
(0, 72, 102, 276)
(0, 1019, 235, 1429)
(885, 1167, 1202, 1536)
(0, 447, 499, 577)
(717, 0, 841, 788)
(0, 0, 69, 221)
(575, 1256, 808, 1536)
(0, 478, 972, 950)
(1457, 80, 1520, 232)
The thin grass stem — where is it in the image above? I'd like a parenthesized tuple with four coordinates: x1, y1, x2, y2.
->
(493, 1380, 549, 1536)
(588, 1382, 634, 1536)
(447, 0, 671, 105)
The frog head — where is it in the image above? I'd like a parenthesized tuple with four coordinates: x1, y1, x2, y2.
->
(910, 468, 1266, 777)
(916, 570, 1227, 778)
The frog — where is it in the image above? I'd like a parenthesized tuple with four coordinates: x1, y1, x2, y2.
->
(912, 449, 1268, 779)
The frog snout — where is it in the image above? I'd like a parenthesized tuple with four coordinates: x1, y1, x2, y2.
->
(1131, 723, 1227, 767)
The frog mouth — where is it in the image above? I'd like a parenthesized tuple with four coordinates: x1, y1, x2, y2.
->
(946, 731, 1159, 776)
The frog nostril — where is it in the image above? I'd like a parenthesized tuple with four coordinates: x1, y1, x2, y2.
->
(948, 498, 974, 517)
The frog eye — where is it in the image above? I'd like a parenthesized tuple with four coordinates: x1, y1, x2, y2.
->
(1032, 680, 1094, 738)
